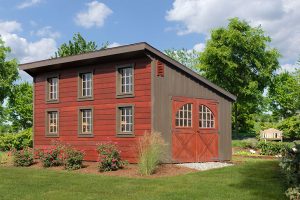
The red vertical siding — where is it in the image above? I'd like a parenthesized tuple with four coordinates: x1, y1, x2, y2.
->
(34, 58, 152, 163)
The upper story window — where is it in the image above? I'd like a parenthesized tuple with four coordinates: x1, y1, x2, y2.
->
(175, 103, 193, 127)
(199, 105, 215, 128)
(116, 65, 134, 98)
(78, 72, 93, 100)
(46, 77, 58, 102)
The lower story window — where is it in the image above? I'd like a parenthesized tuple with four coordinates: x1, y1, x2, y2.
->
(79, 108, 93, 135)
(118, 106, 134, 134)
(46, 110, 58, 135)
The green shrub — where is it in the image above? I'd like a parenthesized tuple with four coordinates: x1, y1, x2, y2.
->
(277, 115, 300, 140)
(64, 147, 84, 170)
(38, 145, 63, 168)
(279, 143, 300, 199)
(12, 147, 34, 167)
(97, 143, 127, 172)
(138, 132, 166, 176)
(232, 138, 258, 149)
(0, 128, 32, 151)
(285, 187, 300, 200)
(234, 151, 253, 156)
(258, 141, 291, 155)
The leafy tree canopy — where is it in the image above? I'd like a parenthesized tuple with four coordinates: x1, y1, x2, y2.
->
(164, 48, 201, 73)
(199, 18, 280, 133)
(0, 37, 19, 119)
(7, 82, 33, 131)
(54, 33, 108, 57)
(277, 115, 300, 139)
(268, 70, 300, 119)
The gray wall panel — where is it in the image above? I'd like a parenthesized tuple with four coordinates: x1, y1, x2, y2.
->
(152, 60, 232, 161)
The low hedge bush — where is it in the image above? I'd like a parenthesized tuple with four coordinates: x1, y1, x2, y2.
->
(37, 144, 84, 170)
(38, 145, 63, 168)
(64, 146, 84, 170)
(97, 143, 127, 172)
(232, 138, 258, 149)
(258, 141, 291, 156)
(12, 147, 34, 167)
(0, 128, 32, 151)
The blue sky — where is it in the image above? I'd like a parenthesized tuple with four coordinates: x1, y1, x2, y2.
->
(0, 0, 299, 82)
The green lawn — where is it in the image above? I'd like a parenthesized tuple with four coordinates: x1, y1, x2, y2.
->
(0, 158, 287, 200)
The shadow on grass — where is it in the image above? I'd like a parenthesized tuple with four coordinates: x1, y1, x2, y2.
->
(230, 159, 287, 200)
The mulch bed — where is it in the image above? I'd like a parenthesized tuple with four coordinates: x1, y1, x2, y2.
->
(27, 161, 197, 178)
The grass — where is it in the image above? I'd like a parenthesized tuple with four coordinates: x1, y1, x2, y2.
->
(0, 158, 287, 200)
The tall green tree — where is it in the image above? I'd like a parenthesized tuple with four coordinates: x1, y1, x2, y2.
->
(268, 70, 300, 119)
(0, 37, 19, 119)
(164, 48, 201, 73)
(54, 33, 108, 57)
(199, 18, 280, 134)
(7, 82, 33, 131)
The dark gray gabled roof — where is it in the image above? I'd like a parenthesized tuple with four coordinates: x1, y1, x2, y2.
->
(19, 42, 236, 101)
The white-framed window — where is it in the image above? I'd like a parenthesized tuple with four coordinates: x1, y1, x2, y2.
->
(80, 73, 92, 97)
(119, 106, 133, 133)
(47, 77, 58, 101)
(80, 109, 92, 134)
(199, 105, 215, 128)
(119, 67, 133, 94)
(175, 103, 193, 127)
(48, 111, 58, 134)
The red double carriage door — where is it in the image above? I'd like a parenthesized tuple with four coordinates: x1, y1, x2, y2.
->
(172, 97, 219, 162)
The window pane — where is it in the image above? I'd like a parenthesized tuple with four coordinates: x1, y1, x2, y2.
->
(199, 105, 215, 128)
(81, 109, 92, 134)
(175, 103, 193, 127)
(119, 67, 133, 94)
(81, 73, 92, 97)
(119, 107, 133, 133)
(48, 111, 58, 134)
(48, 77, 58, 100)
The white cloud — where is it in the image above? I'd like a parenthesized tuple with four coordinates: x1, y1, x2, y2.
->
(279, 63, 299, 73)
(0, 21, 22, 33)
(17, 0, 42, 9)
(33, 26, 61, 39)
(0, 20, 57, 63)
(193, 43, 205, 52)
(166, 0, 300, 64)
(75, 1, 112, 28)
(107, 42, 121, 48)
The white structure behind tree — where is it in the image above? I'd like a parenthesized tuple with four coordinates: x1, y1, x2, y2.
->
(260, 128, 283, 142)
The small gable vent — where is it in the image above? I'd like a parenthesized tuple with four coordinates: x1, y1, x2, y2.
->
(156, 61, 165, 77)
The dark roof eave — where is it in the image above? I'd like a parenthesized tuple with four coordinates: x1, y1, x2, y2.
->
(19, 42, 236, 102)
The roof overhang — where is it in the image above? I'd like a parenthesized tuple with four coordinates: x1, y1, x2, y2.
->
(19, 42, 237, 102)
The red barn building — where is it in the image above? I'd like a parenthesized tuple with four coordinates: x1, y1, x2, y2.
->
(20, 43, 236, 163)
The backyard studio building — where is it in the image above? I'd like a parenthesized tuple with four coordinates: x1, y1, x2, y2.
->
(20, 42, 236, 163)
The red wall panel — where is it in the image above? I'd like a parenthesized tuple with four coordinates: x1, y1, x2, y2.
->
(34, 58, 152, 162)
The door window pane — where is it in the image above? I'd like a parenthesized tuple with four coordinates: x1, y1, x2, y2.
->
(199, 105, 215, 128)
(175, 103, 192, 127)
